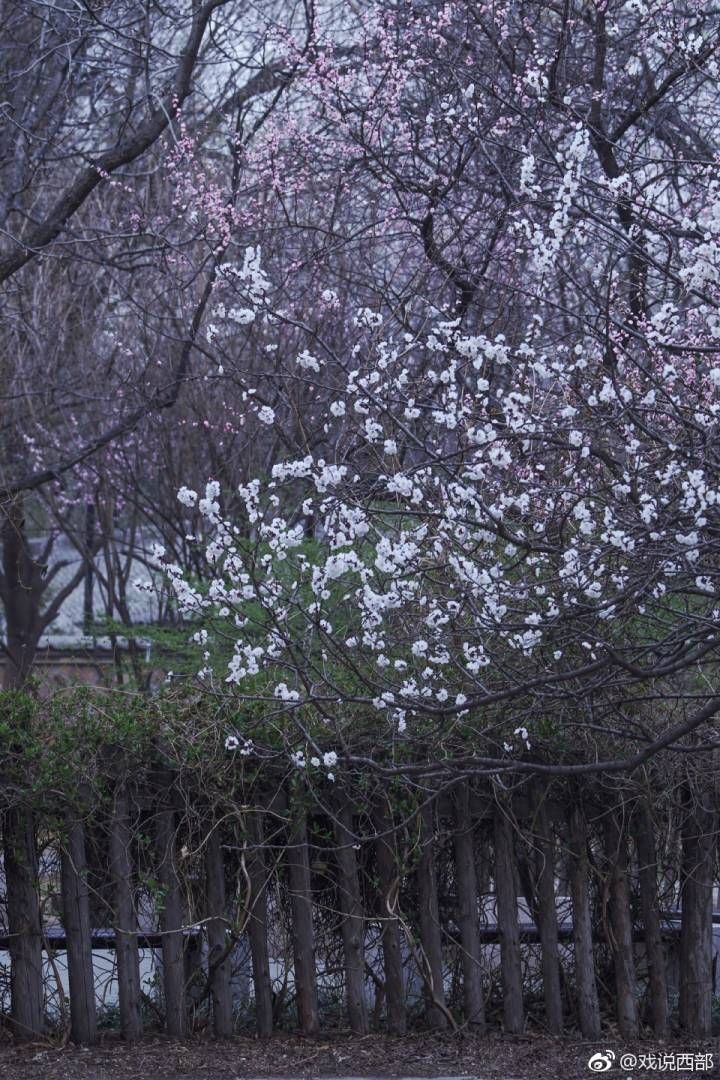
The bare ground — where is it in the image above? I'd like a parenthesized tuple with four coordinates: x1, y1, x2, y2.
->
(2, 1033, 719, 1080)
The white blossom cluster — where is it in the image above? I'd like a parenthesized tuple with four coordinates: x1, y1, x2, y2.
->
(164, 290, 720, 762)
(161, 72, 720, 763)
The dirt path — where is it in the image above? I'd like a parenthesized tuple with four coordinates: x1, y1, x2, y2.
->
(2, 1033, 718, 1080)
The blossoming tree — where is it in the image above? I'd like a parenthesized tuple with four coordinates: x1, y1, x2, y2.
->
(157, 0, 720, 782)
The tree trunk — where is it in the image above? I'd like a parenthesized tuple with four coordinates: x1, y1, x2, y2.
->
(416, 801, 448, 1029)
(603, 811, 639, 1039)
(567, 805, 601, 1038)
(205, 825, 233, 1037)
(374, 800, 406, 1034)
(679, 784, 715, 1037)
(109, 786, 142, 1041)
(155, 806, 185, 1038)
(82, 502, 96, 635)
(453, 785, 485, 1029)
(533, 800, 563, 1035)
(493, 803, 524, 1034)
(1, 503, 44, 1039)
(3, 806, 43, 1039)
(334, 800, 369, 1034)
(247, 810, 273, 1037)
(286, 800, 320, 1036)
(60, 819, 97, 1044)
(633, 800, 669, 1037)
(1, 498, 43, 689)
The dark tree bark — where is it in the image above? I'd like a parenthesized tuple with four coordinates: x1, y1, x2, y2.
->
(109, 786, 142, 1041)
(60, 819, 97, 1045)
(82, 502, 96, 635)
(567, 805, 601, 1038)
(286, 799, 320, 1037)
(0, 510, 43, 1038)
(603, 811, 639, 1039)
(1, 497, 90, 685)
(633, 800, 669, 1037)
(155, 806, 185, 1038)
(532, 800, 563, 1035)
(334, 800, 369, 1034)
(452, 785, 485, 1029)
(1, 500, 42, 687)
(679, 784, 716, 1037)
(493, 803, 524, 1034)
(416, 801, 448, 1030)
(374, 800, 406, 1035)
(3, 806, 43, 1039)
(205, 825, 234, 1037)
(247, 810, 273, 1038)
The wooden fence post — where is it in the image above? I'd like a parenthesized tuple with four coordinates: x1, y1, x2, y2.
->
(3, 806, 43, 1039)
(334, 799, 369, 1034)
(155, 805, 185, 1038)
(452, 784, 485, 1030)
(493, 802, 524, 1034)
(417, 800, 448, 1030)
(109, 785, 143, 1041)
(532, 799, 563, 1035)
(247, 809, 274, 1037)
(633, 800, 669, 1037)
(374, 799, 406, 1034)
(205, 824, 234, 1037)
(286, 796, 320, 1036)
(679, 783, 715, 1037)
(60, 819, 97, 1044)
(602, 809, 640, 1038)
(567, 805, 601, 1038)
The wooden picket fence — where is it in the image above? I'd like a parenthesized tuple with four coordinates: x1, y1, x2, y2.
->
(1, 772, 717, 1044)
